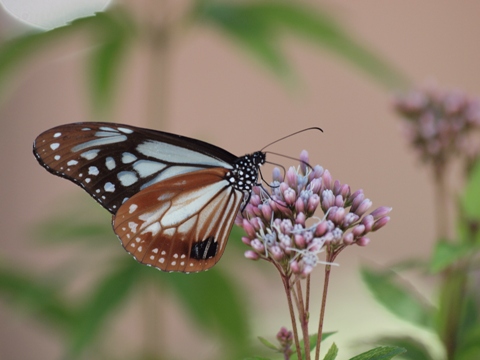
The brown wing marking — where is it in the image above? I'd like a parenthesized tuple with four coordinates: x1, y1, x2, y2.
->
(112, 167, 243, 272)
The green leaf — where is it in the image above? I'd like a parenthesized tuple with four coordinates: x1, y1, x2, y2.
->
(258, 336, 280, 351)
(323, 342, 338, 360)
(372, 336, 433, 360)
(462, 158, 480, 219)
(192, 1, 408, 89)
(0, 264, 74, 328)
(192, 1, 292, 81)
(87, 10, 136, 115)
(360, 266, 435, 330)
(159, 269, 250, 358)
(349, 346, 406, 360)
(66, 259, 143, 358)
(429, 239, 473, 273)
(291, 332, 336, 360)
(456, 323, 480, 360)
(244, 357, 272, 360)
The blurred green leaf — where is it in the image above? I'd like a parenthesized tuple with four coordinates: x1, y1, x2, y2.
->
(371, 336, 433, 360)
(244, 357, 272, 360)
(87, 10, 136, 114)
(159, 269, 250, 358)
(0, 264, 74, 328)
(361, 266, 435, 330)
(349, 346, 406, 360)
(66, 258, 142, 358)
(192, 0, 292, 81)
(258, 336, 279, 351)
(429, 240, 472, 274)
(323, 342, 338, 360)
(456, 323, 480, 360)
(291, 332, 335, 360)
(192, 0, 408, 89)
(461, 158, 480, 220)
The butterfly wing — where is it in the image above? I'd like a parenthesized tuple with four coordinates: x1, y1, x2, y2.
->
(113, 167, 243, 272)
(33, 122, 238, 214)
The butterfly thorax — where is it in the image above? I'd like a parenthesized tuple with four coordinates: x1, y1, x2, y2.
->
(226, 151, 266, 195)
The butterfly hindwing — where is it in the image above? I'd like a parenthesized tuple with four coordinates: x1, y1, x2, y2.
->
(33, 123, 238, 214)
(113, 168, 243, 272)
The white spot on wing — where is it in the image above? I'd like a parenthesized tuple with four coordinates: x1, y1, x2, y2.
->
(117, 171, 138, 186)
(105, 157, 116, 170)
(53, 132, 61, 138)
(85, 178, 91, 183)
(54, 155, 61, 161)
(80, 150, 100, 160)
(72, 135, 127, 152)
(129, 204, 138, 214)
(128, 221, 138, 233)
(88, 166, 99, 176)
(141, 222, 161, 236)
(133, 160, 167, 178)
(136, 140, 232, 168)
(104, 182, 115, 192)
(50, 143, 59, 150)
(118, 127, 133, 134)
(67, 160, 78, 166)
(122, 152, 137, 164)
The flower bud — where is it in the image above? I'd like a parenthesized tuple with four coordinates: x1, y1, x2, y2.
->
(321, 189, 335, 210)
(343, 232, 354, 245)
(307, 194, 320, 214)
(309, 165, 324, 182)
(335, 194, 345, 207)
(284, 188, 297, 205)
(245, 250, 260, 260)
(294, 234, 306, 248)
(333, 180, 342, 195)
(242, 236, 251, 246)
(352, 224, 366, 237)
(300, 150, 309, 175)
(355, 199, 372, 217)
(251, 239, 265, 254)
(362, 215, 374, 232)
(261, 204, 273, 222)
(315, 221, 329, 236)
(295, 212, 306, 226)
(272, 167, 283, 182)
(370, 206, 392, 219)
(242, 219, 256, 238)
(372, 216, 391, 231)
(295, 197, 305, 213)
(322, 170, 333, 190)
(350, 191, 365, 212)
(286, 167, 298, 189)
(356, 237, 370, 246)
(271, 246, 285, 261)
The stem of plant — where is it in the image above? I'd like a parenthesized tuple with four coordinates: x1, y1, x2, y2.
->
(314, 249, 338, 360)
(296, 281, 311, 360)
(283, 274, 302, 360)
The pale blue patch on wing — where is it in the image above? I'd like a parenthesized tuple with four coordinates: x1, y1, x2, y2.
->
(136, 140, 232, 168)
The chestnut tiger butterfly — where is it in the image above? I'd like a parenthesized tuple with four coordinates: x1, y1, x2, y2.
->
(33, 122, 320, 273)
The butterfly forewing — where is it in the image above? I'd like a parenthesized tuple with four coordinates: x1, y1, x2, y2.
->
(113, 168, 243, 272)
(33, 123, 238, 214)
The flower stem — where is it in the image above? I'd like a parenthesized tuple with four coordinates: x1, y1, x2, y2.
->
(282, 274, 302, 360)
(314, 257, 334, 360)
(296, 281, 311, 360)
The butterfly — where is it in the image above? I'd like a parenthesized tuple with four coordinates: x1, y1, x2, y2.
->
(33, 122, 266, 273)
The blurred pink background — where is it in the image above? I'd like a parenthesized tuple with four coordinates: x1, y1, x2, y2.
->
(2, 1, 480, 359)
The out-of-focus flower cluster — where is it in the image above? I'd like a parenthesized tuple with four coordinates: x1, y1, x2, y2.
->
(236, 151, 391, 278)
(394, 84, 480, 168)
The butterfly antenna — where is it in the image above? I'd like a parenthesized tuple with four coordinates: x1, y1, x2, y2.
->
(265, 151, 314, 171)
(260, 127, 323, 151)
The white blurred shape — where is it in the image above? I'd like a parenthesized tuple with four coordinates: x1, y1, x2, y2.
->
(0, 0, 112, 30)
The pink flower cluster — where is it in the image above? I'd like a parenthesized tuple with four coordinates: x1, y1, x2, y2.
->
(236, 151, 391, 278)
(394, 84, 480, 167)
